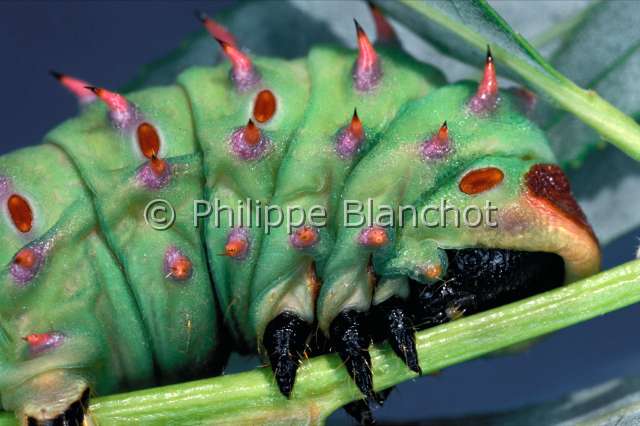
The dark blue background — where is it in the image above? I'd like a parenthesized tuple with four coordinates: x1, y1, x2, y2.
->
(1, 2, 638, 424)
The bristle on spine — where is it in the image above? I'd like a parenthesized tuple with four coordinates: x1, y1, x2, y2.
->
(196, 10, 237, 46)
(50, 70, 96, 104)
(215, 38, 260, 91)
(86, 86, 137, 128)
(469, 46, 499, 113)
(366, 1, 398, 44)
(353, 19, 382, 91)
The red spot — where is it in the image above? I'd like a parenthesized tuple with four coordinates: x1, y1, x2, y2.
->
(224, 239, 248, 258)
(349, 109, 364, 141)
(22, 332, 65, 354)
(367, 1, 398, 44)
(197, 11, 236, 46)
(292, 226, 319, 249)
(244, 119, 261, 146)
(14, 248, 36, 269)
(171, 257, 193, 281)
(359, 226, 389, 248)
(253, 90, 277, 123)
(24, 333, 50, 347)
(7, 194, 33, 233)
(137, 122, 161, 160)
(86, 86, 130, 116)
(50, 70, 96, 104)
(525, 164, 593, 234)
(459, 167, 504, 195)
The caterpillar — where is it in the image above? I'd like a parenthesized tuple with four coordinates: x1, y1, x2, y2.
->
(0, 4, 601, 425)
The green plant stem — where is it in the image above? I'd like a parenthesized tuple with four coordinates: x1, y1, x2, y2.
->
(2, 259, 639, 425)
(378, 0, 640, 161)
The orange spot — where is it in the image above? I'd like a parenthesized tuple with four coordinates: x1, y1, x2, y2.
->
(365, 227, 388, 247)
(244, 119, 261, 146)
(23, 333, 50, 347)
(224, 240, 247, 258)
(14, 248, 36, 269)
(425, 264, 442, 280)
(350, 109, 364, 140)
(253, 90, 277, 123)
(296, 227, 318, 246)
(459, 167, 504, 195)
(171, 257, 192, 280)
(7, 194, 33, 233)
(137, 123, 161, 159)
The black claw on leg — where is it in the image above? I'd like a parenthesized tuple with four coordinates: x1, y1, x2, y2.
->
(373, 297, 421, 375)
(263, 311, 312, 398)
(330, 310, 374, 399)
(27, 389, 89, 426)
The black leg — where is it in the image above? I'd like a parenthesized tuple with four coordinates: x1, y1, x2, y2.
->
(330, 310, 374, 399)
(263, 311, 312, 398)
(372, 297, 421, 375)
(343, 399, 375, 425)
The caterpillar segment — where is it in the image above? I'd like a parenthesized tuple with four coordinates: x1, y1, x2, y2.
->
(0, 7, 602, 426)
(248, 21, 445, 398)
(0, 146, 153, 424)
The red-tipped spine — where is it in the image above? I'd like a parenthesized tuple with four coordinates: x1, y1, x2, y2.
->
(196, 10, 237, 46)
(469, 46, 499, 113)
(353, 19, 382, 91)
(367, 1, 398, 44)
(50, 70, 96, 104)
(86, 86, 136, 128)
(215, 38, 260, 91)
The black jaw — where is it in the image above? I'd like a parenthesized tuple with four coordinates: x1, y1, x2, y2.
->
(27, 389, 89, 426)
(412, 248, 565, 329)
(263, 311, 312, 398)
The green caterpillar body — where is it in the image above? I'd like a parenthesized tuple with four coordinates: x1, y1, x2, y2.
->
(0, 10, 600, 424)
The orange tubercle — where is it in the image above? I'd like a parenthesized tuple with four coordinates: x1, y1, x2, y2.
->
(253, 90, 277, 123)
(459, 167, 504, 195)
(7, 194, 33, 233)
(14, 248, 36, 269)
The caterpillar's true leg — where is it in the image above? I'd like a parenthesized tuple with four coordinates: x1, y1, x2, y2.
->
(263, 312, 312, 398)
(372, 297, 420, 375)
(329, 310, 374, 399)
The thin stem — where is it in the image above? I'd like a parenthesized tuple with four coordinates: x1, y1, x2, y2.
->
(2, 260, 638, 425)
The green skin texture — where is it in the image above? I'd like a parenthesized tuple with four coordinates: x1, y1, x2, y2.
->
(0, 43, 586, 420)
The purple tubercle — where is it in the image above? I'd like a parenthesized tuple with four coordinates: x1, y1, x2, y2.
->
(421, 124, 452, 160)
(335, 127, 364, 159)
(289, 226, 319, 250)
(136, 161, 172, 190)
(225, 227, 250, 260)
(229, 127, 271, 161)
(231, 69, 261, 93)
(10, 244, 47, 286)
(24, 331, 66, 355)
(352, 61, 382, 92)
(164, 246, 193, 282)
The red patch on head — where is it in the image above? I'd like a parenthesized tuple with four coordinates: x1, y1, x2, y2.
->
(525, 164, 592, 234)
